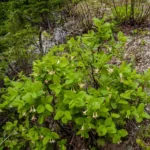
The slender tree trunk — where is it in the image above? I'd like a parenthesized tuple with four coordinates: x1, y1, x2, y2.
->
(39, 27, 44, 56)
(130, 0, 135, 23)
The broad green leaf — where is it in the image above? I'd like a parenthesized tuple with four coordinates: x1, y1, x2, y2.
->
(65, 79, 74, 85)
(65, 111, 72, 120)
(118, 100, 128, 105)
(51, 132, 59, 139)
(137, 103, 145, 113)
(43, 136, 50, 145)
(77, 91, 86, 99)
(135, 117, 143, 123)
(120, 90, 134, 100)
(118, 129, 128, 137)
(75, 117, 84, 125)
(113, 134, 121, 143)
(69, 100, 76, 109)
(92, 102, 100, 110)
(100, 107, 109, 112)
(100, 90, 109, 96)
(107, 126, 116, 134)
(142, 112, 150, 119)
(22, 93, 34, 104)
(53, 75, 60, 84)
(93, 18, 102, 28)
(111, 103, 117, 109)
(97, 97, 105, 106)
(47, 96, 53, 103)
(76, 130, 89, 138)
(62, 117, 68, 124)
(12, 82, 23, 88)
(38, 114, 44, 124)
(49, 84, 61, 95)
(31, 92, 37, 98)
(37, 105, 45, 113)
(97, 125, 107, 136)
(32, 81, 43, 92)
(64, 90, 76, 99)
(40, 127, 51, 135)
(104, 118, 113, 127)
(12, 99, 24, 108)
(0, 101, 9, 109)
(111, 113, 120, 118)
(43, 96, 53, 104)
(45, 104, 53, 112)
(54, 111, 64, 120)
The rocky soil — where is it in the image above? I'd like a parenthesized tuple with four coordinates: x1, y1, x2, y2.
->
(124, 28, 150, 73)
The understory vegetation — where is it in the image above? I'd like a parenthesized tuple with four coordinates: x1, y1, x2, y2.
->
(1, 0, 150, 149)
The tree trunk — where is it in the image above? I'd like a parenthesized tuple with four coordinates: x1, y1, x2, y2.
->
(39, 27, 44, 56)
(130, 0, 135, 24)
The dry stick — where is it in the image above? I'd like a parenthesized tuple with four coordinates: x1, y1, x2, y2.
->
(68, 133, 75, 150)
(0, 116, 9, 126)
(91, 49, 100, 89)
(90, 63, 99, 89)
(0, 128, 19, 146)
(0, 134, 12, 146)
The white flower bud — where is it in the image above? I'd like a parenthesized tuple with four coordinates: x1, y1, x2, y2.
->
(48, 71, 55, 75)
(78, 83, 85, 88)
(93, 112, 98, 119)
(83, 110, 88, 115)
(107, 68, 113, 74)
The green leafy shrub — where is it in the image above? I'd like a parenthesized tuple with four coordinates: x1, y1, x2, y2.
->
(0, 0, 87, 79)
(112, 0, 150, 25)
(0, 18, 150, 149)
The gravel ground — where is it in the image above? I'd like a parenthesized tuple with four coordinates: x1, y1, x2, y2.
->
(124, 28, 150, 72)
